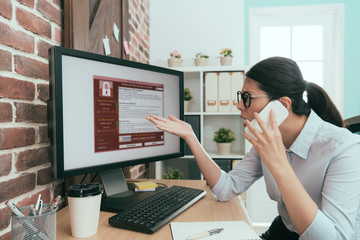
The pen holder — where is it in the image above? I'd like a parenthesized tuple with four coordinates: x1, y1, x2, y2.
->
(11, 204, 57, 240)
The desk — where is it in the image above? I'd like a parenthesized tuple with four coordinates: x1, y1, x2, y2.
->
(57, 179, 251, 240)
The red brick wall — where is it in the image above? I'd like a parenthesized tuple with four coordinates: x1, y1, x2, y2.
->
(0, 0, 62, 239)
(128, 0, 150, 64)
(0, 0, 150, 237)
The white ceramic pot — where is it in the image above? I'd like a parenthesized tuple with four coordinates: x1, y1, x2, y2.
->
(184, 100, 190, 112)
(194, 58, 208, 66)
(168, 58, 182, 67)
(216, 142, 232, 155)
(220, 56, 233, 66)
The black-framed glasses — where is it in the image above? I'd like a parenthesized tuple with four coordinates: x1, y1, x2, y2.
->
(237, 91, 268, 108)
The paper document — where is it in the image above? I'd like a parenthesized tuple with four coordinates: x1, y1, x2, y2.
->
(113, 23, 120, 42)
(170, 221, 261, 240)
(103, 36, 111, 55)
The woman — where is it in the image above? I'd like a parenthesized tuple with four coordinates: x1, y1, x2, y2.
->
(146, 57, 360, 239)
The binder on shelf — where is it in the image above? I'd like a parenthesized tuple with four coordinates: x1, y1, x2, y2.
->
(231, 71, 244, 112)
(218, 72, 231, 112)
(189, 159, 201, 179)
(214, 159, 232, 172)
(184, 115, 200, 155)
(205, 72, 218, 112)
(189, 159, 232, 180)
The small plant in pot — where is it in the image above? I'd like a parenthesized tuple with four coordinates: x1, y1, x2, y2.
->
(213, 127, 236, 155)
(194, 52, 209, 66)
(184, 87, 192, 112)
(219, 48, 233, 66)
(168, 50, 182, 67)
(163, 169, 184, 179)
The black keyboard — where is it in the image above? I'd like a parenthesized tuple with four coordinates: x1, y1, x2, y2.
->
(108, 185, 207, 233)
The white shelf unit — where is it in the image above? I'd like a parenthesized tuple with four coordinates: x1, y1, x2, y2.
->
(181, 65, 251, 159)
(155, 66, 252, 179)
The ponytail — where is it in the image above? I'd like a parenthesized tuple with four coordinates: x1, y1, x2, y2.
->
(307, 82, 345, 127)
(246, 57, 345, 127)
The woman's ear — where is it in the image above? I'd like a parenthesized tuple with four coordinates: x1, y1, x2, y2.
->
(278, 97, 292, 110)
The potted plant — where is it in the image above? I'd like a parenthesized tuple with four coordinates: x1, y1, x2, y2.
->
(213, 127, 236, 155)
(163, 169, 184, 179)
(168, 50, 182, 67)
(219, 48, 233, 66)
(184, 87, 192, 113)
(194, 52, 209, 66)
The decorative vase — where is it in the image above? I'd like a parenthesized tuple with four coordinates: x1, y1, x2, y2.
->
(194, 58, 208, 66)
(168, 58, 182, 67)
(216, 143, 232, 155)
(220, 56, 233, 66)
(184, 100, 190, 113)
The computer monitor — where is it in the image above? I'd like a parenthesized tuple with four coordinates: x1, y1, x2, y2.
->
(48, 46, 184, 211)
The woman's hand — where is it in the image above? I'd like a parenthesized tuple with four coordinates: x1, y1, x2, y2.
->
(243, 109, 289, 171)
(146, 114, 195, 140)
(147, 114, 222, 187)
(244, 109, 319, 234)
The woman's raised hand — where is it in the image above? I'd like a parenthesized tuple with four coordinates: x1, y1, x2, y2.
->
(146, 114, 195, 140)
(243, 109, 288, 171)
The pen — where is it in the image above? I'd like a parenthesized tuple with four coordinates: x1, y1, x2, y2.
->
(51, 195, 61, 209)
(29, 204, 36, 216)
(5, 201, 24, 217)
(38, 200, 43, 215)
(186, 228, 224, 240)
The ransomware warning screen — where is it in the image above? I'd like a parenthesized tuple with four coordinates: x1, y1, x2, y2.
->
(93, 75, 164, 153)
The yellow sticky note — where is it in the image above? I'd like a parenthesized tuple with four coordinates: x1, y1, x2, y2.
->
(133, 181, 158, 190)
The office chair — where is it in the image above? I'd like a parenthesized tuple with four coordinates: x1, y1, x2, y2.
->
(345, 115, 360, 134)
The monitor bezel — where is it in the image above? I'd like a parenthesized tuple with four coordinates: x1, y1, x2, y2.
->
(48, 46, 184, 179)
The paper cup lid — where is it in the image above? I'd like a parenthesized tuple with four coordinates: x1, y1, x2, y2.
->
(67, 183, 103, 197)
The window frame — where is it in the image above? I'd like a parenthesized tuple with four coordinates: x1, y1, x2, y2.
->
(249, 4, 344, 114)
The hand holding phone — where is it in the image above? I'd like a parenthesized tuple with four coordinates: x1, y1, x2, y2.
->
(244, 100, 289, 139)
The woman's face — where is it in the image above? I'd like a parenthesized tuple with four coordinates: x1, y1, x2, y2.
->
(237, 77, 270, 124)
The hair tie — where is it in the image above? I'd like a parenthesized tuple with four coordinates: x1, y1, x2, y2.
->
(303, 80, 308, 103)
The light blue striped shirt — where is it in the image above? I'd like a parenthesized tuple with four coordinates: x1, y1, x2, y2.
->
(211, 110, 360, 239)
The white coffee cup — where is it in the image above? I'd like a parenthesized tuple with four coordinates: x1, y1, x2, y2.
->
(67, 183, 103, 238)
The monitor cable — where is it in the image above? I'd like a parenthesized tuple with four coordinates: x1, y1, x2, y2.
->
(90, 172, 99, 183)
(79, 174, 88, 184)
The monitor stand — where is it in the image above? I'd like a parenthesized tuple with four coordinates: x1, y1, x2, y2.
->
(99, 168, 165, 213)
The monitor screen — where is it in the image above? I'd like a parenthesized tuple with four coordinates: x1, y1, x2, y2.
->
(48, 46, 184, 180)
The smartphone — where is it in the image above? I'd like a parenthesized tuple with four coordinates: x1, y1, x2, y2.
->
(244, 100, 289, 139)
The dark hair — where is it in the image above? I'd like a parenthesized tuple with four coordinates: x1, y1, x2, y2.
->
(245, 57, 344, 127)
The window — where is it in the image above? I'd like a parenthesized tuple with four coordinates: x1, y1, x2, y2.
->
(249, 4, 344, 113)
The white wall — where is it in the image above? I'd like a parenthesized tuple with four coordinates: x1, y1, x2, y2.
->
(149, 0, 244, 67)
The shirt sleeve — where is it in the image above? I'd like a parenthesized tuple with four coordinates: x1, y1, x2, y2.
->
(300, 142, 360, 240)
(211, 147, 263, 202)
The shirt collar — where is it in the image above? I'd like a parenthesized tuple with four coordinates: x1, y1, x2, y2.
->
(288, 110, 323, 159)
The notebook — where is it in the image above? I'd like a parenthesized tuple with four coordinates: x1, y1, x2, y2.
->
(170, 221, 261, 240)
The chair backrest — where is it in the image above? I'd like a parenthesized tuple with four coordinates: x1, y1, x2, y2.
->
(345, 115, 360, 134)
